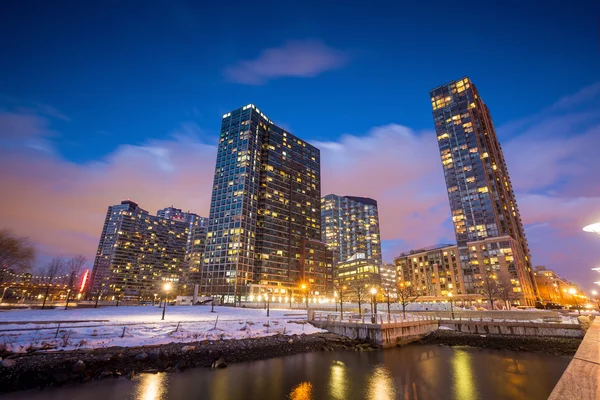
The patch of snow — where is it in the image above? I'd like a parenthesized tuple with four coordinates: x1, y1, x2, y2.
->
(438, 326, 454, 331)
(0, 306, 323, 353)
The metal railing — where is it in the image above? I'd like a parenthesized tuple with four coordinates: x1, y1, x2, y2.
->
(311, 309, 576, 325)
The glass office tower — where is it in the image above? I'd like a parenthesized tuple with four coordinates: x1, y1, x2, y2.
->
(430, 77, 537, 305)
(200, 104, 331, 303)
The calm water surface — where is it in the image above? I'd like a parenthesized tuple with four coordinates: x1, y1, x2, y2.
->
(5, 345, 569, 400)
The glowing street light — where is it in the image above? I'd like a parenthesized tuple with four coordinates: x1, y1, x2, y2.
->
(448, 292, 455, 319)
(301, 283, 308, 309)
(370, 287, 378, 323)
(583, 222, 600, 234)
(592, 290, 600, 310)
(161, 283, 172, 320)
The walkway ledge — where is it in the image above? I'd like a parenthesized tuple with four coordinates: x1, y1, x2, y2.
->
(548, 320, 600, 400)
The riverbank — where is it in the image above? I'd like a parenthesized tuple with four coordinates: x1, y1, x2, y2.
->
(0, 332, 373, 393)
(416, 329, 582, 356)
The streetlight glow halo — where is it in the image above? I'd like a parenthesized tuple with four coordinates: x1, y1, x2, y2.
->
(583, 222, 600, 234)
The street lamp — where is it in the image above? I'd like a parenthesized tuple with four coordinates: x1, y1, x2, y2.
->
(153, 293, 157, 306)
(339, 286, 346, 321)
(448, 292, 455, 319)
(370, 287, 377, 323)
(583, 222, 600, 234)
(301, 283, 308, 309)
(568, 287, 580, 315)
(592, 290, 600, 310)
(267, 289, 271, 317)
(162, 283, 172, 320)
(334, 291, 338, 312)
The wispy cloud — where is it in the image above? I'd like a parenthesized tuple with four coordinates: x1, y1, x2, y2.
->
(224, 40, 348, 85)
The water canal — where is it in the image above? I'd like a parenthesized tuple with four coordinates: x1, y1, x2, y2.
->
(4, 344, 569, 399)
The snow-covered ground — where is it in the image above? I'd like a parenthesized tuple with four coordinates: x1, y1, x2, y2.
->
(0, 305, 323, 353)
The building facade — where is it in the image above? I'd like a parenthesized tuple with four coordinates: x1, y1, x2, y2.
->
(200, 104, 330, 302)
(430, 77, 537, 305)
(533, 266, 575, 305)
(187, 224, 207, 286)
(89, 200, 190, 300)
(333, 253, 380, 299)
(380, 263, 397, 298)
(157, 206, 207, 293)
(321, 194, 382, 266)
(394, 244, 466, 300)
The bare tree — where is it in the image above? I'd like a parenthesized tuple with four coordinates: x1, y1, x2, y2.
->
(64, 255, 86, 310)
(497, 275, 515, 310)
(333, 282, 348, 320)
(0, 229, 35, 283)
(379, 285, 395, 320)
(349, 281, 369, 317)
(398, 281, 420, 317)
(480, 270, 501, 309)
(40, 257, 65, 309)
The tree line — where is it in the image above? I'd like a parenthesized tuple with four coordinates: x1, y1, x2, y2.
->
(1, 229, 88, 308)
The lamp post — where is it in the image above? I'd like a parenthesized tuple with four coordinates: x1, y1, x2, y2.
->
(370, 287, 377, 323)
(153, 293, 157, 306)
(162, 283, 172, 320)
(448, 292, 455, 319)
(569, 287, 580, 315)
(267, 289, 271, 317)
(334, 291, 338, 312)
(301, 283, 308, 309)
(592, 290, 600, 310)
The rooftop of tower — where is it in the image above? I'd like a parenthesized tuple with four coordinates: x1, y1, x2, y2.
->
(429, 76, 471, 93)
(222, 103, 272, 124)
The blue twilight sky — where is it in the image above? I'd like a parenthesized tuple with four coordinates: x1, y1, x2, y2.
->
(1, 0, 600, 286)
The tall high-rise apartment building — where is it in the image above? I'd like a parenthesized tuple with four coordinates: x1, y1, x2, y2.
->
(89, 200, 191, 300)
(321, 195, 382, 265)
(200, 104, 331, 302)
(157, 206, 207, 248)
(157, 206, 207, 288)
(430, 77, 537, 305)
(188, 224, 207, 285)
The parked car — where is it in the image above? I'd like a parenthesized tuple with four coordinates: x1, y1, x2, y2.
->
(534, 301, 546, 310)
(544, 302, 564, 310)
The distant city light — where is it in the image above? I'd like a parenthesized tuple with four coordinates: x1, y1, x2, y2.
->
(583, 222, 600, 234)
(79, 269, 89, 292)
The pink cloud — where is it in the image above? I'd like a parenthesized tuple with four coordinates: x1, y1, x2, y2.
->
(0, 121, 217, 264)
(224, 40, 348, 85)
(317, 124, 453, 248)
(1, 82, 599, 289)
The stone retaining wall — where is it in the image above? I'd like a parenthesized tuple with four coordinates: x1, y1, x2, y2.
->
(310, 319, 439, 347)
(439, 320, 583, 338)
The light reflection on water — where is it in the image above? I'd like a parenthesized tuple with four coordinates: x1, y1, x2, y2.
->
(366, 365, 396, 400)
(289, 382, 313, 400)
(328, 361, 347, 400)
(135, 373, 167, 400)
(3, 345, 569, 400)
(452, 349, 476, 400)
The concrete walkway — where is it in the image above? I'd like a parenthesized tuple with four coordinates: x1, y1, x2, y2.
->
(549, 321, 600, 399)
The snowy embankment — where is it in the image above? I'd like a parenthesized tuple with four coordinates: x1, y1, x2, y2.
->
(0, 306, 324, 353)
